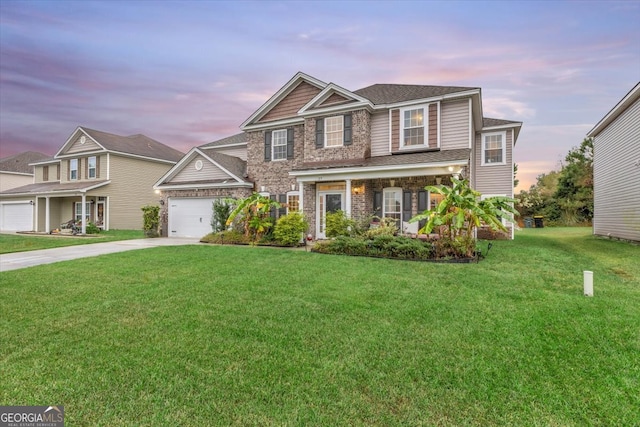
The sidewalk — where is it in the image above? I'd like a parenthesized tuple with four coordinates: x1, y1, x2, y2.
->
(0, 238, 201, 272)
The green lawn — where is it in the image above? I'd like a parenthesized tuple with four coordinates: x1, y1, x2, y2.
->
(1, 228, 638, 426)
(0, 230, 144, 254)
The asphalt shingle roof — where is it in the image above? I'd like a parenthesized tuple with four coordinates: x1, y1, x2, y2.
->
(81, 128, 184, 162)
(0, 180, 110, 195)
(205, 150, 248, 179)
(0, 151, 50, 173)
(483, 118, 522, 128)
(199, 132, 247, 148)
(354, 84, 477, 105)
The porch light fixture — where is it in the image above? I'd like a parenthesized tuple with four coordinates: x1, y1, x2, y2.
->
(389, 179, 395, 187)
(448, 166, 454, 172)
(352, 185, 364, 195)
(435, 177, 442, 185)
(291, 183, 296, 191)
(30, 200, 34, 205)
(260, 186, 266, 192)
(159, 200, 165, 205)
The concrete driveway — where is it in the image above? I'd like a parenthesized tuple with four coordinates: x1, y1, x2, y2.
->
(0, 238, 201, 272)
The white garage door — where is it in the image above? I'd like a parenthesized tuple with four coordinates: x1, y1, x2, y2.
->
(168, 198, 216, 238)
(1, 202, 34, 232)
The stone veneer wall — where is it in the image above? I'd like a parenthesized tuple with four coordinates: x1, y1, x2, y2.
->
(303, 109, 371, 163)
(159, 187, 253, 237)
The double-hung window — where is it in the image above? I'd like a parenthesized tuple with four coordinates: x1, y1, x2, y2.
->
(402, 106, 426, 147)
(75, 202, 91, 222)
(70, 159, 78, 180)
(383, 188, 402, 223)
(482, 131, 506, 165)
(88, 156, 97, 178)
(325, 116, 344, 147)
(272, 130, 287, 161)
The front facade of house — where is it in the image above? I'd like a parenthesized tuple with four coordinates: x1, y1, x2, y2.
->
(0, 127, 183, 233)
(587, 82, 640, 242)
(155, 72, 522, 239)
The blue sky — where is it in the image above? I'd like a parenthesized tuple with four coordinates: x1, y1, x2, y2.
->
(1, 0, 638, 190)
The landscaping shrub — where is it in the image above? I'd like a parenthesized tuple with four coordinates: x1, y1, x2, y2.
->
(325, 210, 356, 238)
(274, 212, 308, 246)
(141, 205, 160, 237)
(211, 199, 232, 233)
(313, 235, 433, 260)
(85, 222, 101, 234)
(200, 230, 250, 244)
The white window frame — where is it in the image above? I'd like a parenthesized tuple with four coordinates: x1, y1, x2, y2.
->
(286, 191, 300, 214)
(324, 116, 344, 147)
(70, 158, 78, 180)
(400, 104, 428, 149)
(74, 202, 91, 222)
(481, 131, 507, 166)
(382, 187, 403, 222)
(271, 129, 287, 161)
(88, 156, 97, 178)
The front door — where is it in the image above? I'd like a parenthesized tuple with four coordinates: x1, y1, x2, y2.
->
(95, 201, 105, 228)
(317, 191, 344, 239)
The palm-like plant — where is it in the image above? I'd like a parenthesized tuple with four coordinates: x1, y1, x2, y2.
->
(226, 193, 280, 242)
(410, 177, 518, 257)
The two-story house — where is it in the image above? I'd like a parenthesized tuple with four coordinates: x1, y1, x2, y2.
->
(0, 127, 183, 233)
(154, 72, 522, 239)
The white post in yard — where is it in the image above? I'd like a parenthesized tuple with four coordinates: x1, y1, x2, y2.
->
(584, 271, 594, 297)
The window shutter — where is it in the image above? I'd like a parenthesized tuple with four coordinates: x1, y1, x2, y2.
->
(402, 191, 412, 223)
(96, 156, 100, 178)
(56, 164, 60, 180)
(373, 191, 382, 219)
(343, 114, 352, 146)
(278, 194, 287, 217)
(417, 190, 428, 229)
(315, 118, 324, 148)
(264, 132, 272, 161)
(67, 160, 70, 180)
(270, 195, 277, 218)
(85, 157, 88, 179)
(286, 128, 294, 160)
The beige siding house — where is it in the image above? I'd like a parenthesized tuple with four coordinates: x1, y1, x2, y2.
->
(587, 82, 640, 242)
(156, 72, 522, 239)
(0, 151, 49, 192)
(0, 127, 183, 233)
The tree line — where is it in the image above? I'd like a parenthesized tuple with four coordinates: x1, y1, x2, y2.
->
(516, 137, 594, 225)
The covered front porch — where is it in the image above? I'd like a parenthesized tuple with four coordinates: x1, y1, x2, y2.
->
(291, 151, 470, 239)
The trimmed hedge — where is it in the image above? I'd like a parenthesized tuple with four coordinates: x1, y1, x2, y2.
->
(312, 235, 433, 261)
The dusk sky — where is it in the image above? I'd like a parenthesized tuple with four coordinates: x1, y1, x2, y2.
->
(1, 1, 638, 191)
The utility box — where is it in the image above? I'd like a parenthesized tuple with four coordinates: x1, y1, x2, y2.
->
(524, 217, 533, 228)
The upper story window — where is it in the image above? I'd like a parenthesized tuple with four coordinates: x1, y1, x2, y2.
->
(315, 114, 352, 148)
(482, 131, 506, 165)
(70, 159, 78, 180)
(272, 130, 287, 161)
(43, 166, 49, 181)
(88, 156, 97, 178)
(402, 107, 426, 147)
(325, 116, 344, 147)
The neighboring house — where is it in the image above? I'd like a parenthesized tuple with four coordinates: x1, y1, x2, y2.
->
(0, 151, 50, 192)
(586, 82, 640, 242)
(156, 72, 522, 239)
(0, 127, 183, 233)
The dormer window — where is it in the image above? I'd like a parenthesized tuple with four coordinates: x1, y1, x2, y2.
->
(401, 106, 426, 147)
(70, 159, 78, 180)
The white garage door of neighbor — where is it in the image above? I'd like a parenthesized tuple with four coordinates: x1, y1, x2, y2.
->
(1, 202, 34, 232)
(168, 198, 216, 238)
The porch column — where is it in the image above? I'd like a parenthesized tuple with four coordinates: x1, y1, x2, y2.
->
(33, 198, 38, 232)
(345, 179, 352, 218)
(81, 193, 87, 234)
(298, 180, 304, 213)
(45, 197, 50, 232)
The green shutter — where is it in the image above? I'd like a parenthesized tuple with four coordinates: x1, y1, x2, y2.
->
(264, 132, 271, 161)
(343, 114, 352, 146)
(287, 128, 294, 160)
(269, 194, 277, 218)
(315, 119, 324, 148)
